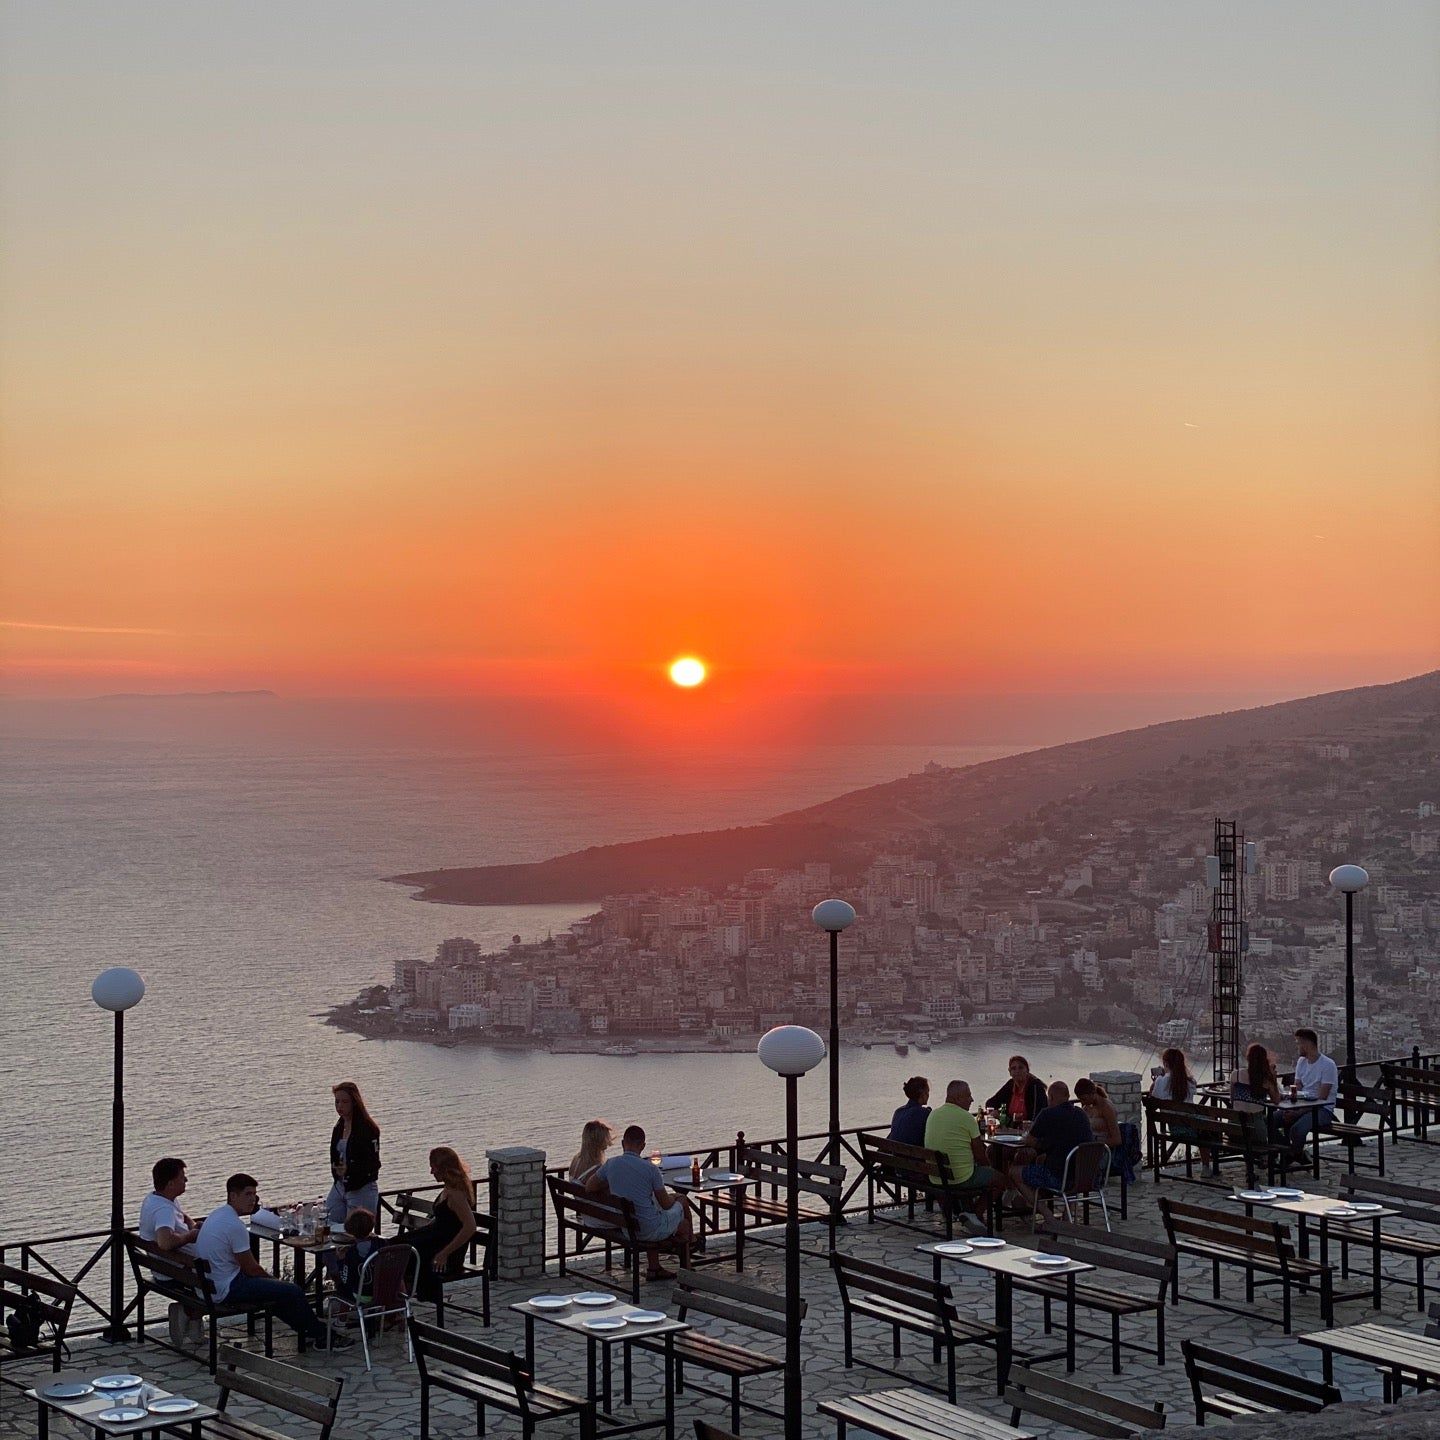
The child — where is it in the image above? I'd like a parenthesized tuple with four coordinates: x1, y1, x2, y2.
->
(337, 1208, 383, 1301)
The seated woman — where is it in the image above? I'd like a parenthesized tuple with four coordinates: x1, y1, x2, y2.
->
(569, 1120, 614, 1185)
(1074, 1077, 1132, 1185)
(1150, 1046, 1215, 1175)
(888, 1077, 931, 1146)
(986, 1055, 1048, 1130)
(1230, 1042, 1283, 1169)
(391, 1146, 477, 1302)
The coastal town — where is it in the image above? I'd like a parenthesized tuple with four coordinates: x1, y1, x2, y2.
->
(332, 720, 1439, 1062)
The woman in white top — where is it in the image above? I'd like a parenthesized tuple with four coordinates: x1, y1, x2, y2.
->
(568, 1120, 613, 1185)
(1150, 1047, 1196, 1103)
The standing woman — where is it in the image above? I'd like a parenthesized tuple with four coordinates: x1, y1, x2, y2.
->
(327, 1082, 382, 1225)
(399, 1146, 478, 1302)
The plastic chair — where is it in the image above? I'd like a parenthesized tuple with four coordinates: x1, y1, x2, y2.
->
(1033, 1141, 1112, 1231)
(326, 1244, 420, 1370)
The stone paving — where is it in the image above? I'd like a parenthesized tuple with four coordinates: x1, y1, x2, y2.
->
(4, 1141, 1439, 1439)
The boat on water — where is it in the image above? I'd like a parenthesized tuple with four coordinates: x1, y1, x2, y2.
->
(894, 1041, 909, 1056)
(435, 1038, 460, 1049)
(602, 1043, 638, 1057)
(915, 1035, 933, 1052)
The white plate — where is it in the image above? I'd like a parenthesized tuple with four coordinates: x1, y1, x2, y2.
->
(1236, 1190, 1275, 1201)
(92, 1375, 144, 1391)
(1326, 1207, 1361, 1220)
(148, 1397, 199, 1415)
(573, 1293, 617, 1307)
(581, 1316, 628, 1332)
(1349, 1202, 1384, 1213)
(934, 1241, 974, 1256)
(529, 1295, 574, 1310)
(968, 1236, 1007, 1249)
(97, 1408, 148, 1423)
(40, 1382, 93, 1400)
(716, 1173, 746, 1182)
(1029, 1254, 1073, 1268)
(625, 1310, 667, 1324)
(989, 1135, 1024, 1145)
(1269, 1188, 1304, 1199)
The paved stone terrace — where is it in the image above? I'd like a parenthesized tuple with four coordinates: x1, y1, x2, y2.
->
(5, 1141, 1439, 1439)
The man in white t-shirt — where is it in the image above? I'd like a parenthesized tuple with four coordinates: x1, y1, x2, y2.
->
(138, 1157, 199, 1251)
(1282, 1027, 1339, 1162)
(194, 1173, 347, 1351)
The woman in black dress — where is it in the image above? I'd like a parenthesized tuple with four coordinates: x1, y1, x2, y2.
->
(399, 1146, 477, 1302)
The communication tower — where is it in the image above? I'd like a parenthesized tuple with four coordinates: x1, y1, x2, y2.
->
(1205, 819, 1253, 1083)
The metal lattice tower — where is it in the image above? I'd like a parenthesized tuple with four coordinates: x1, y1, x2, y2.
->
(1208, 818, 1245, 1084)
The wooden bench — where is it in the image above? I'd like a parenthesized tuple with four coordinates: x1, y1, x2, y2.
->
(411, 1317, 595, 1440)
(632, 1269, 792, 1433)
(547, 1175, 681, 1304)
(1327, 1077, 1395, 1174)
(1334, 1172, 1440, 1309)
(1022, 1219, 1175, 1373)
(1143, 1095, 1281, 1187)
(1159, 1197, 1332, 1332)
(858, 1132, 969, 1240)
(1382, 1062, 1440, 1143)
(196, 1343, 344, 1440)
(695, 1424, 740, 1440)
(705, 1140, 844, 1260)
(127, 1233, 280, 1374)
(1181, 1339, 1339, 1424)
(830, 1251, 1001, 1402)
(0, 1264, 76, 1385)
(389, 1189, 494, 1327)
(1004, 1364, 1166, 1437)
(818, 1385, 1037, 1440)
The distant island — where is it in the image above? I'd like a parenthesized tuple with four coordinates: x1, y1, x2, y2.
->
(91, 689, 279, 702)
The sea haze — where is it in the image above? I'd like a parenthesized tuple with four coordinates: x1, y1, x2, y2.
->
(0, 698, 1148, 1237)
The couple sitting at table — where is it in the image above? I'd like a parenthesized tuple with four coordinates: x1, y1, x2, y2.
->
(572, 1121, 698, 1283)
(1230, 1028, 1339, 1164)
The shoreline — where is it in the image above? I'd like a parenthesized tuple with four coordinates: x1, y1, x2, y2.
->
(324, 1001, 1142, 1057)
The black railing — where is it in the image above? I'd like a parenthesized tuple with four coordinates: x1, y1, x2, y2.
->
(5, 1047, 1437, 1343)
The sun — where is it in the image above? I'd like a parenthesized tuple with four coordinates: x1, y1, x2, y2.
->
(669, 656, 707, 688)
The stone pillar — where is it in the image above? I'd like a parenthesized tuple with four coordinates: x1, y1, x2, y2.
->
(486, 1146, 546, 1281)
(1090, 1070, 1143, 1130)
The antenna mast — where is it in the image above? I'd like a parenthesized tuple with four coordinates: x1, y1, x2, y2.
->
(1206, 818, 1250, 1084)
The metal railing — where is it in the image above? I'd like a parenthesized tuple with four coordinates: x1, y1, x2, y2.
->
(5, 1047, 1437, 1342)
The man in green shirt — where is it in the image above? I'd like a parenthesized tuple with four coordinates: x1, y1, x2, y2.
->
(923, 1080, 1005, 1230)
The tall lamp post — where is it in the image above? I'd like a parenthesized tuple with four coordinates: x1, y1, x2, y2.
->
(758, 1024, 826, 1440)
(811, 899, 856, 1182)
(93, 966, 145, 1342)
(1328, 865, 1369, 1084)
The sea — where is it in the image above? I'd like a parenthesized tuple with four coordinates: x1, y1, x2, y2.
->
(0, 711, 1154, 1239)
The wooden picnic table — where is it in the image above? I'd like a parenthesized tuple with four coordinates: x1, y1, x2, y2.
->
(1298, 1320, 1440, 1400)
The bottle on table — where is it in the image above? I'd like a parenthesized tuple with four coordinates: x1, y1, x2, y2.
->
(691, 1156, 702, 1186)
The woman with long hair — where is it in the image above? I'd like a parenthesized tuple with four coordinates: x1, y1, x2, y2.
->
(394, 1146, 478, 1302)
(1150, 1047, 1195, 1104)
(569, 1120, 614, 1184)
(985, 1055, 1048, 1126)
(1073, 1077, 1121, 1146)
(325, 1081, 382, 1224)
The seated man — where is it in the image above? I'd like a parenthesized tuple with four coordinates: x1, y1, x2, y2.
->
(194, 1173, 348, 1350)
(923, 1080, 1006, 1232)
(138, 1156, 202, 1347)
(586, 1125, 693, 1283)
(1013, 1081, 1094, 1211)
(1281, 1027, 1338, 1162)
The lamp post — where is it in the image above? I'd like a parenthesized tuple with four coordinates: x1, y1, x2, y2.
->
(758, 1024, 826, 1440)
(93, 966, 145, 1343)
(811, 899, 856, 1183)
(1328, 865, 1369, 1084)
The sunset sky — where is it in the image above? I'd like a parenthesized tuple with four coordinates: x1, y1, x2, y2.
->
(3, 3, 1438, 715)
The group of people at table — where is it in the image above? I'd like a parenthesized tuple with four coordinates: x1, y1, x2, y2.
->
(887, 1027, 1342, 1221)
(134, 1081, 480, 1354)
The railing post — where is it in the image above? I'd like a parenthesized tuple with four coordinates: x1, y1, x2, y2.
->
(486, 1146, 546, 1281)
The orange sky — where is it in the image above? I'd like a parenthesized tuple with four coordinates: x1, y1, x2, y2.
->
(3, 5, 1438, 708)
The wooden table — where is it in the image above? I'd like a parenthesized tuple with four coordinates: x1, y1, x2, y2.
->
(512, 1294, 688, 1439)
(1298, 1321, 1440, 1399)
(27, 1373, 218, 1438)
(667, 1168, 749, 1272)
(920, 1240, 1095, 1391)
(249, 1221, 341, 1311)
(819, 1385, 1038, 1440)
(1228, 1189, 1396, 1310)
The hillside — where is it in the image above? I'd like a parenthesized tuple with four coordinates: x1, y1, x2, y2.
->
(390, 670, 1439, 904)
